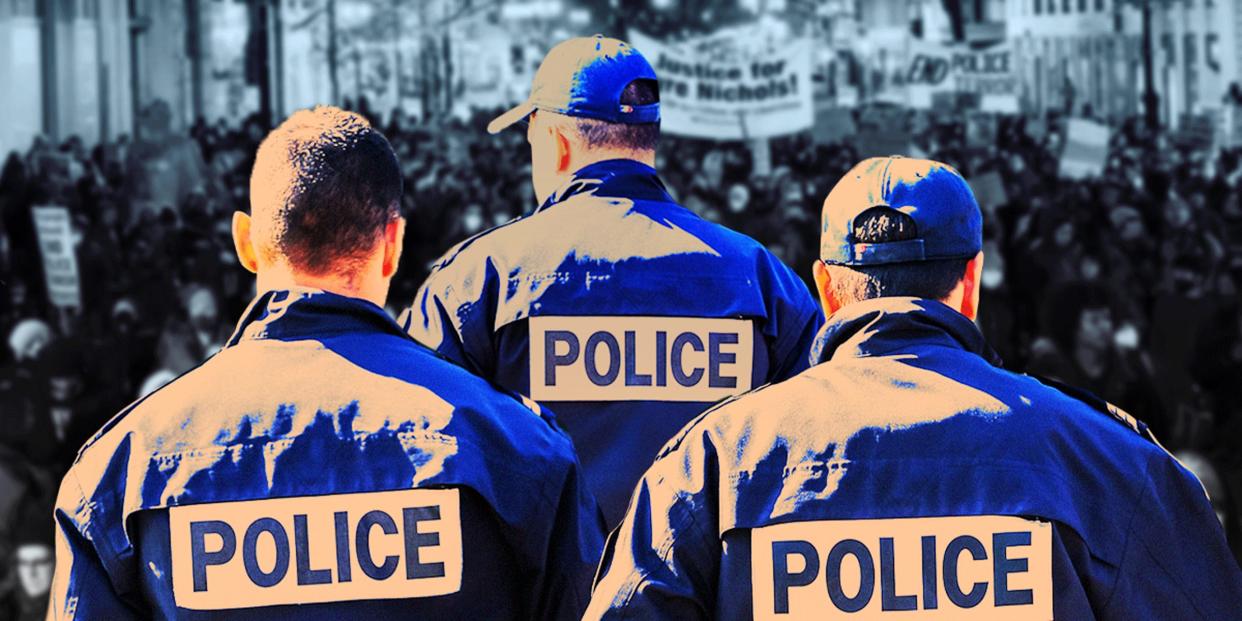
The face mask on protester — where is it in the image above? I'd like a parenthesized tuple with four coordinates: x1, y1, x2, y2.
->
(727, 184, 750, 214)
(462, 206, 484, 234)
(1114, 322, 1140, 351)
(982, 264, 1004, 290)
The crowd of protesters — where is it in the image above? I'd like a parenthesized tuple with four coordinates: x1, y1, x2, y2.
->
(0, 97, 1240, 615)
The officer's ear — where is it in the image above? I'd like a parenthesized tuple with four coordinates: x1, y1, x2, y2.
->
(232, 211, 259, 274)
(958, 251, 984, 322)
(812, 260, 844, 319)
(381, 215, 405, 279)
(554, 124, 573, 173)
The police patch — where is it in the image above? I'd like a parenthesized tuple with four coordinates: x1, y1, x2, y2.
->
(751, 515, 1052, 620)
(169, 488, 462, 609)
(528, 316, 754, 402)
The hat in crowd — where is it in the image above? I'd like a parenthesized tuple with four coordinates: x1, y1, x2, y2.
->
(139, 368, 178, 400)
(1108, 205, 1143, 229)
(7, 318, 51, 362)
(820, 156, 983, 266)
(185, 286, 219, 321)
(487, 35, 659, 134)
(111, 298, 139, 322)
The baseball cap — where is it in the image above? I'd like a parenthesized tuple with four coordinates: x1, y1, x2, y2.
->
(487, 35, 659, 135)
(820, 156, 983, 266)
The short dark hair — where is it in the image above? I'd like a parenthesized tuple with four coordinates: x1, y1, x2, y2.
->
(824, 207, 970, 304)
(249, 106, 401, 275)
(574, 79, 660, 152)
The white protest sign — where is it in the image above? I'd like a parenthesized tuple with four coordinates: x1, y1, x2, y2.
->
(952, 42, 1017, 99)
(1059, 118, 1111, 180)
(32, 205, 81, 309)
(904, 41, 1017, 110)
(750, 138, 772, 177)
(905, 41, 955, 109)
(630, 29, 813, 140)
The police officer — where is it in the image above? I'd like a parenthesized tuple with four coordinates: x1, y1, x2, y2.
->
(586, 156, 1242, 619)
(404, 36, 822, 528)
(49, 106, 604, 620)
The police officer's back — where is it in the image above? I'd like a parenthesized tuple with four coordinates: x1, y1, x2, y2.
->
(49, 107, 604, 619)
(404, 36, 822, 528)
(587, 157, 1242, 619)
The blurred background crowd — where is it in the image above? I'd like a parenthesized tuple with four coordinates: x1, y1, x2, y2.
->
(4, 0, 1242, 616)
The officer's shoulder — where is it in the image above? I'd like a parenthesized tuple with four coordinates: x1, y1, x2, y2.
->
(653, 370, 815, 462)
(1022, 373, 1158, 444)
(693, 213, 810, 288)
(68, 356, 210, 476)
(398, 340, 577, 454)
(385, 334, 562, 421)
(683, 209, 786, 261)
(1023, 373, 1217, 504)
(422, 213, 530, 281)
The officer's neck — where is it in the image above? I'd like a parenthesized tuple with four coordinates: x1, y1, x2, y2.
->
(540, 150, 657, 205)
(567, 149, 656, 178)
(255, 260, 390, 309)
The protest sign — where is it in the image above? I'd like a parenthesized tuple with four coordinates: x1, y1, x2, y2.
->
(630, 29, 813, 140)
(905, 41, 1016, 111)
(1175, 113, 1216, 150)
(951, 43, 1016, 99)
(905, 41, 955, 109)
(32, 205, 81, 309)
(981, 94, 1020, 113)
(750, 138, 772, 177)
(1058, 118, 1110, 180)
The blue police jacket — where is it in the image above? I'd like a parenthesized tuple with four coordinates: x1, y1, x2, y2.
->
(586, 297, 1242, 620)
(403, 159, 822, 527)
(50, 288, 604, 620)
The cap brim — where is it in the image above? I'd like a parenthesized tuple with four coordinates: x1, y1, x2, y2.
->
(487, 101, 535, 135)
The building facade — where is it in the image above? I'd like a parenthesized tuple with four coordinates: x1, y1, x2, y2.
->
(1006, 0, 1240, 130)
(0, 0, 134, 155)
(0, 0, 264, 156)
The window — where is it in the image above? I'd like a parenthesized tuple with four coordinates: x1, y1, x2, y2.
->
(1185, 33, 1198, 113)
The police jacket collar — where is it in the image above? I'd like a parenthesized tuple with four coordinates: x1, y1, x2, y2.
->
(811, 296, 1002, 367)
(225, 287, 406, 348)
(536, 158, 673, 211)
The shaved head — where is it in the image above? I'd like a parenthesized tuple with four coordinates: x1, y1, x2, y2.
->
(249, 106, 401, 276)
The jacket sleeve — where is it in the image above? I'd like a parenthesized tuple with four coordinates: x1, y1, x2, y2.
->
(529, 456, 608, 621)
(764, 260, 823, 382)
(49, 473, 141, 620)
(1101, 451, 1242, 620)
(584, 427, 721, 620)
(403, 258, 501, 379)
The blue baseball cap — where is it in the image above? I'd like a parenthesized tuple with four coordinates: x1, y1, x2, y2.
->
(820, 156, 983, 266)
(487, 35, 660, 135)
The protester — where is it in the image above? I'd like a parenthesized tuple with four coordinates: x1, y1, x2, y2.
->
(3, 500, 54, 621)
